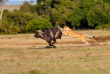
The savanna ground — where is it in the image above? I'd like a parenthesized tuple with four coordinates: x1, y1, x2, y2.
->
(0, 30, 110, 74)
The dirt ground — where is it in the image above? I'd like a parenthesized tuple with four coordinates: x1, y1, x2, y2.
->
(0, 30, 110, 74)
(0, 30, 110, 48)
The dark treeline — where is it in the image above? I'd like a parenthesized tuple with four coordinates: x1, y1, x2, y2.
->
(0, 0, 110, 34)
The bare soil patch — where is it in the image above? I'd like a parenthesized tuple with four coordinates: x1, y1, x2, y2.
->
(1, 34, 110, 47)
(13, 43, 46, 45)
(93, 35, 110, 42)
(12, 39, 99, 46)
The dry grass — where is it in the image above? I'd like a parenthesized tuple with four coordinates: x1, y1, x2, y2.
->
(0, 30, 110, 74)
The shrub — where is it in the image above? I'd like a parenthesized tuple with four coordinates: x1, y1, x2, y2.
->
(20, 5, 31, 12)
(26, 18, 52, 32)
(4, 11, 38, 33)
(0, 21, 20, 34)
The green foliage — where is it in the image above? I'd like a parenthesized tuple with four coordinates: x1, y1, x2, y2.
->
(26, 18, 52, 32)
(0, 21, 20, 34)
(50, 8, 59, 25)
(20, 5, 31, 12)
(87, 8, 109, 29)
(23, 1, 30, 5)
(3, 9, 9, 14)
(3, 11, 38, 33)
(68, 7, 85, 27)
(1, 0, 110, 34)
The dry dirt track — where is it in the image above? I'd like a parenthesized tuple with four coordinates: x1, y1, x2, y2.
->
(10, 40, 100, 46)
(0, 30, 110, 48)
(0, 37, 101, 48)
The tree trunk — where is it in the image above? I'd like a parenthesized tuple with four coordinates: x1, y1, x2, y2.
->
(0, 7, 3, 20)
(0, 0, 6, 20)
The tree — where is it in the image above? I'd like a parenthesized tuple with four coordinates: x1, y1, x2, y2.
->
(0, 0, 8, 20)
(87, 9, 108, 29)
(30, 0, 34, 4)
(68, 7, 85, 28)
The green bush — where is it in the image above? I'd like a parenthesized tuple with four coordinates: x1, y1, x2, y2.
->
(95, 25, 101, 30)
(1, 0, 110, 33)
(26, 18, 52, 32)
(4, 11, 38, 33)
(0, 21, 20, 34)
(20, 5, 31, 12)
